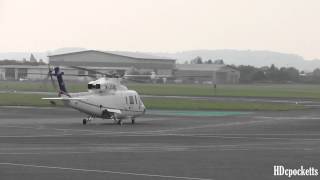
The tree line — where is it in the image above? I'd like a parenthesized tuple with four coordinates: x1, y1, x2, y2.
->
(230, 64, 320, 84)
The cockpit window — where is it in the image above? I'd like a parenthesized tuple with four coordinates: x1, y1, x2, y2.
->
(88, 84, 100, 89)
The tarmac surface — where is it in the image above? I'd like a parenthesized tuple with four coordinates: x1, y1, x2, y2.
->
(0, 107, 320, 179)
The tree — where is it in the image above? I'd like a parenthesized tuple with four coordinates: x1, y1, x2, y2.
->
(284, 67, 299, 81)
(252, 71, 266, 81)
(29, 54, 37, 63)
(265, 64, 280, 81)
(214, 59, 224, 64)
(237, 65, 257, 83)
(313, 68, 320, 77)
(205, 59, 213, 64)
(190, 56, 203, 64)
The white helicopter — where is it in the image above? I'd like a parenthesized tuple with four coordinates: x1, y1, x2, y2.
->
(42, 66, 149, 125)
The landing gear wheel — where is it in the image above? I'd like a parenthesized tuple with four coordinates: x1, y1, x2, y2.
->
(82, 119, 87, 125)
(117, 119, 123, 126)
(112, 115, 117, 124)
(131, 118, 135, 124)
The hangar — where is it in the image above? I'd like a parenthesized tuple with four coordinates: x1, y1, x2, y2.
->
(175, 64, 240, 84)
(48, 50, 176, 76)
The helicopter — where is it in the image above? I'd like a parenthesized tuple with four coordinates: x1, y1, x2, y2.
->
(42, 66, 150, 125)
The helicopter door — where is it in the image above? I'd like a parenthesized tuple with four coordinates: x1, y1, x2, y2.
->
(124, 95, 129, 111)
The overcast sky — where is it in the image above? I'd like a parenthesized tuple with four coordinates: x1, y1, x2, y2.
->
(0, 0, 319, 59)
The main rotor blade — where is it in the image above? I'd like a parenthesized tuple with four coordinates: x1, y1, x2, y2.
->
(28, 73, 95, 77)
(69, 66, 114, 78)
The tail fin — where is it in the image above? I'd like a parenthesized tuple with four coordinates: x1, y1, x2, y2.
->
(51, 67, 69, 97)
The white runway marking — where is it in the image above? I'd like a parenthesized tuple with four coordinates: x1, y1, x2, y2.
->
(80, 119, 269, 136)
(136, 120, 269, 133)
(0, 151, 95, 155)
(0, 162, 213, 180)
(67, 133, 320, 142)
(256, 116, 320, 120)
(180, 133, 320, 136)
(0, 134, 73, 138)
(0, 125, 117, 134)
(0, 119, 298, 138)
(156, 133, 320, 141)
(2, 115, 318, 138)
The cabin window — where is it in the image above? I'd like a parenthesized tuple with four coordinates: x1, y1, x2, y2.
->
(129, 96, 134, 104)
(95, 84, 101, 89)
(88, 71, 96, 78)
(134, 95, 137, 104)
(78, 70, 85, 75)
(88, 84, 93, 89)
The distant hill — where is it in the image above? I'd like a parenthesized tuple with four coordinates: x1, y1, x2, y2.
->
(1, 48, 320, 71)
(153, 50, 320, 71)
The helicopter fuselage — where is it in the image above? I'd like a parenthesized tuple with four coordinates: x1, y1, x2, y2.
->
(42, 67, 147, 124)
(65, 89, 146, 119)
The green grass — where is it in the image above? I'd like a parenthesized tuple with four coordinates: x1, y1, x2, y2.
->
(0, 93, 304, 111)
(129, 83, 320, 99)
(1, 81, 320, 99)
(0, 81, 86, 92)
(0, 93, 66, 107)
(0, 93, 56, 107)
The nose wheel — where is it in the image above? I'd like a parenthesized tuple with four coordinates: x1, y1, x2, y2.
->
(112, 114, 123, 126)
(117, 119, 123, 126)
(82, 116, 93, 125)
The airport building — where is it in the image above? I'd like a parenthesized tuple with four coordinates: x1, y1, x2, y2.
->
(174, 64, 240, 84)
(0, 65, 45, 81)
(0, 50, 240, 84)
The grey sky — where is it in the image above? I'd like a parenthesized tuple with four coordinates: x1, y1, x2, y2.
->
(0, 0, 319, 59)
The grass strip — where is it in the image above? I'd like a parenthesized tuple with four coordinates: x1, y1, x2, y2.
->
(142, 98, 305, 111)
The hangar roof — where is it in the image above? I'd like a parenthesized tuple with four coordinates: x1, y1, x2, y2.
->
(176, 64, 229, 71)
(48, 50, 175, 61)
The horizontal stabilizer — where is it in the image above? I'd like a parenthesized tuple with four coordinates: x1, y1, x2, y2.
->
(41, 97, 87, 100)
(107, 108, 121, 114)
